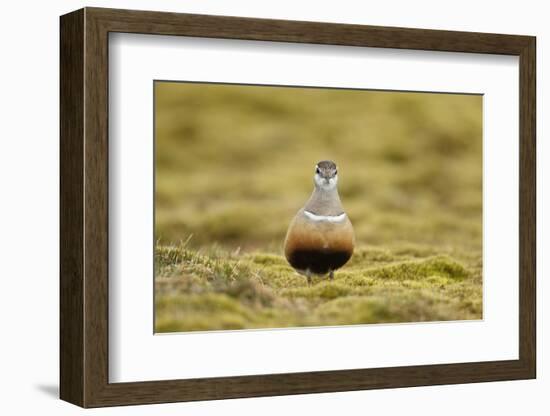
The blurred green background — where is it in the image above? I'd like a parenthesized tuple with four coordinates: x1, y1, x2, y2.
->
(154, 81, 482, 332)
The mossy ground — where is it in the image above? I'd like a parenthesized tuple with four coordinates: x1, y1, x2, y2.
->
(154, 82, 482, 332)
(155, 243, 481, 332)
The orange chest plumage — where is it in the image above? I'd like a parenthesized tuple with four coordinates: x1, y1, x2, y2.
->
(284, 210, 355, 275)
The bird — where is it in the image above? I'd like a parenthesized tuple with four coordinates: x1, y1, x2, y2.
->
(284, 160, 355, 284)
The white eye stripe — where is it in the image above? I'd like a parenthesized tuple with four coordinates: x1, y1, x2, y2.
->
(304, 211, 347, 222)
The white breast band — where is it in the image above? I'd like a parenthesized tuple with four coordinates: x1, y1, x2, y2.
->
(304, 210, 347, 223)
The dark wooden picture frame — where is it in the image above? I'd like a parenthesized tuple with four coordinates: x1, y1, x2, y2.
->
(60, 7, 536, 408)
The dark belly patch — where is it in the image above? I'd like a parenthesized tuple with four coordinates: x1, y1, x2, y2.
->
(287, 249, 352, 275)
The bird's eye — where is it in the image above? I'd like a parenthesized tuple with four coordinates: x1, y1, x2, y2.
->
(335, 170, 338, 175)
(316, 167, 320, 174)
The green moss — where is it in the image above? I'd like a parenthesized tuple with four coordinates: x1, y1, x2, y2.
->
(281, 282, 352, 301)
(365, 256, 470, 281)
(154, 245, 481, 332)
(247, 253, 288, 266)
(390, 243, 439, 258)
(347, 248, 396, 265)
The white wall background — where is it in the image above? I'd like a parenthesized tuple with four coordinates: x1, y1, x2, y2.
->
(0, 1, 545, 414)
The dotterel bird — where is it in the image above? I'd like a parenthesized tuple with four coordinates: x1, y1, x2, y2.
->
(284, 160, 355, 283)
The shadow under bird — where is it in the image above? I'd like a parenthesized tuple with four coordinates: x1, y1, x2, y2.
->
(284, 160, 355, 283)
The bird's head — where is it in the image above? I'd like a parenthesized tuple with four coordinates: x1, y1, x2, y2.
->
(314, 160, 338, 190)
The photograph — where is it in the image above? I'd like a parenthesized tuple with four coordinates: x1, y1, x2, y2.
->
(53, 5, 537, 409)
(154, 81, 483, 333)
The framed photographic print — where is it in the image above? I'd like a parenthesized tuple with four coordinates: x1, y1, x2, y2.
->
(60, 7, 536, 408)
